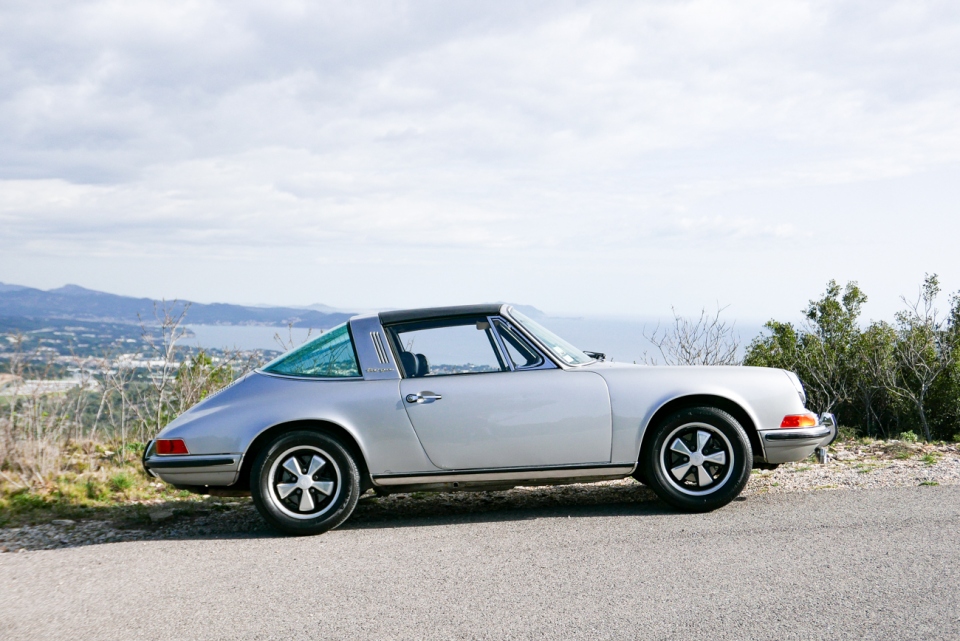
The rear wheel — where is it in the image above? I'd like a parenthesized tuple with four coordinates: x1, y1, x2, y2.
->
(251, 431, 360, 535)
(642, 407, 752, 512)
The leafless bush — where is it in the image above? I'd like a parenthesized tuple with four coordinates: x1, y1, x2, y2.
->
(139, 300, 190, 437)
(172, 349, 262, 414)
(643, 305, 741, 366)
(0, 336, 93, 485)
(0, 303, 266, 488)
(273, 322, 313, 351)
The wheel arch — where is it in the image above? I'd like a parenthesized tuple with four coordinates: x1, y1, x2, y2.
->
(637, 394, 762, 464)
(236, 419, 372, 493)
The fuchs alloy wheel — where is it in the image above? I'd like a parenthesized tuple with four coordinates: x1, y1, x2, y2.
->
(642, 407, 752, 512)
(251, 431, 360, 535)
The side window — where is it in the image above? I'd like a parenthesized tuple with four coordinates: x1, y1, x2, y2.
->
(388, 317, 507, 377)
(493, 318, 545, 370)
(261, 323, 361, 378)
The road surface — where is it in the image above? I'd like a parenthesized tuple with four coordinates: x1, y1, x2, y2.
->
(2, 485, 959, 640)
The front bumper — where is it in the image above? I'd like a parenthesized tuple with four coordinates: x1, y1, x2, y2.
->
(759, 416, 838, 464)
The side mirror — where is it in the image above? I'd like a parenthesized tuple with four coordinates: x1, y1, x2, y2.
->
(583, 351, 605, 362)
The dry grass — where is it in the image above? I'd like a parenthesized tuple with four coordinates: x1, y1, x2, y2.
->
(0, 438, 205, 527)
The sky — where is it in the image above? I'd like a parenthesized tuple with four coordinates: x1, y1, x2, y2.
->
(1, 0, 959, 323)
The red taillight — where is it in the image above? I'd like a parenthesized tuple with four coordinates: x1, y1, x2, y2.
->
(155, 439, 189, 455)
(780, 413, 818, 428)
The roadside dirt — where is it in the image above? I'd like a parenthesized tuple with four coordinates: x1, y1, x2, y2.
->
(2, 439, 957, 552)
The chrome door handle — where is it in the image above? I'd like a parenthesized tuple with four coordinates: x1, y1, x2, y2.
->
(405, 392, 442, 404)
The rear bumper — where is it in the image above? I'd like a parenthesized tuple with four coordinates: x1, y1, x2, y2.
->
(142, 440, 241, 486)
(759, 421, 837, 464)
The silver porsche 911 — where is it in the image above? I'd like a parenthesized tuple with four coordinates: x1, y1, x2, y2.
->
(143, 304, 836, 535)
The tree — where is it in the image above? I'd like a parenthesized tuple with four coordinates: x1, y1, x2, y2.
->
(879, 274, 955, 441)
(854, 321, 896, 437)
(743, 320, 801, 371)
(744, 280, 866, 416)
(931, 293, 960, 439)
(796, 280, 867, 414)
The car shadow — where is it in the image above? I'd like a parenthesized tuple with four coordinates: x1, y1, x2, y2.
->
(345, 481, 670, 530)
(2, 481, 684, 551)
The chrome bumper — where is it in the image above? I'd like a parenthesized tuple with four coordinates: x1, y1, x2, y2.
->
(759, 413, 838, 464)
(142, 446, 241, 486)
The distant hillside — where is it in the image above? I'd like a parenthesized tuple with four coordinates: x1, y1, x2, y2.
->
(0, 283, 352, 328)
(506, 304, 549, 320)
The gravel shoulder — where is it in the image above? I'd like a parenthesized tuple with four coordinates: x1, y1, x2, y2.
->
(2, 439, 958, 552)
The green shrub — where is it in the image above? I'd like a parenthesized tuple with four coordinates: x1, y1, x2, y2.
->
(744, 276, 960, 442)
(9, 490, 48, 511)
(109, 472, 134, 493)
(85, 479, 109, 501)
(837, 426, 858, 441)
(54, 479, 85, 504)
(899, 431, 919, 443)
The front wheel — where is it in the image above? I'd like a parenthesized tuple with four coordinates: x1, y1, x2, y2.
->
(641, 407, 752, 512)
(251, 431, 360, 535)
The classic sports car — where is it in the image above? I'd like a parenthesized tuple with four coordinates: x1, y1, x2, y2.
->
(143, 304, 837, 535)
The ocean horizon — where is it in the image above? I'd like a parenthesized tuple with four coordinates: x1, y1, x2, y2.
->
(187, 315, 768, 364)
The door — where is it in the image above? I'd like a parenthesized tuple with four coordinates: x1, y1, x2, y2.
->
(390, 316, 612, 470)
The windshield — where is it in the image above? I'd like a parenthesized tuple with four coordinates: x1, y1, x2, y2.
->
(508, 309, 594, 366)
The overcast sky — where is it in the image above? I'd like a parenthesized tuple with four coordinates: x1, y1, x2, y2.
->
(1, 0, 958, 321)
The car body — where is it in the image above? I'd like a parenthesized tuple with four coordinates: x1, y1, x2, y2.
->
(143, 304, 836, 534)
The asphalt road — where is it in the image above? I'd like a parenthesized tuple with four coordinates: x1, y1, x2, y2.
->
(2, 485, 959, 640)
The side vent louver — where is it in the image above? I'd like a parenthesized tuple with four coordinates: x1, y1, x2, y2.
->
(370, 332, 389, 364)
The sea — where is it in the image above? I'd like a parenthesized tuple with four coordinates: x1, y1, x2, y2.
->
(186, 316, 766, 364)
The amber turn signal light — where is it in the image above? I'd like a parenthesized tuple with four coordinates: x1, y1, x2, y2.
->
(780, 413, 818, 428)
(155, 438, 189, 455)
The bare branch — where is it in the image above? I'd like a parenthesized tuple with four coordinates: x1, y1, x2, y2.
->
(643, 305, 741, 366)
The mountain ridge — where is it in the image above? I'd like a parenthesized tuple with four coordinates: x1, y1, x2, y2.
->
(0, 282, 554, 327)
(0, 282, 352, 328)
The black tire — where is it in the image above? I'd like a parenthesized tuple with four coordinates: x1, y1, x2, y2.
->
(641, 407, 752, 512)
(251, 430, 360, 535)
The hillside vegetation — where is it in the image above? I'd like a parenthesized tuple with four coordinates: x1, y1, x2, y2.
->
(745, 275, 960, 442)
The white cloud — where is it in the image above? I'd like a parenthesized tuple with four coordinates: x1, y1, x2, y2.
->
(658, 216, 799, 240)
(1, 1, 959, 318)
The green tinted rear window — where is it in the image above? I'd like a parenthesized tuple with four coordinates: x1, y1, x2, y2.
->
(262, 323, 360, 378)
